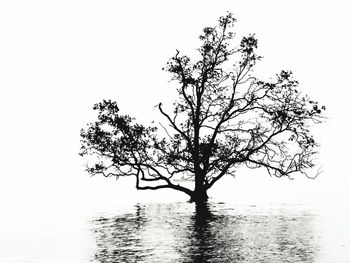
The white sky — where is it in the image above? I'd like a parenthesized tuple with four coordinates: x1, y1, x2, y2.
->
(0, 0, 349, 211)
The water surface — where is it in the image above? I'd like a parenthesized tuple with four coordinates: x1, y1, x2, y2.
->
(90, 202, 320, 262)
(1, 200, 349, 262)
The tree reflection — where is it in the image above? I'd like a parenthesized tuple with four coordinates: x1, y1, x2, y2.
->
(90, 203, 319, 263)
(184, 203, 216, 262)
(181, 203, 246, 262)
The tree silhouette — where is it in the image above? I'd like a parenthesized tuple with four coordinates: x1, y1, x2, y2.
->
(80, 13, 325, 204)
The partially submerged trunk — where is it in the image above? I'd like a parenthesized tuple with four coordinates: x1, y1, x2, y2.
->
(190, 172, 208, 204)
(190, 187, 208, 204)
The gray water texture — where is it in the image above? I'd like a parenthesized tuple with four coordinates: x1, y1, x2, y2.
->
(90, 202, 323, 263)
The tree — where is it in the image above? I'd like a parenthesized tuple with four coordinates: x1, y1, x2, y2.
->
(80, 13, 325, 204)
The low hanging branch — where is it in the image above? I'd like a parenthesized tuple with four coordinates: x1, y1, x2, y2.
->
(80, 13, 325, 204)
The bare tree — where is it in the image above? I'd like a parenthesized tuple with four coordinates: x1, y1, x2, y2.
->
(80, 13, 325, 204)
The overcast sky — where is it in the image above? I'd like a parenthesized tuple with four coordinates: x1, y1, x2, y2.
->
(1, 0, 349, 211)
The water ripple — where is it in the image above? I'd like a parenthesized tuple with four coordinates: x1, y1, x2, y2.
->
(90, 202, 319, 262)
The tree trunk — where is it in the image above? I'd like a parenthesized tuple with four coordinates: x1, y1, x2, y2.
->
(190, 188, 208, 204)
(190, 173, 208, 204)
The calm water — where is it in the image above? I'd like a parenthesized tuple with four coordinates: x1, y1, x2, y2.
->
(1, 200, 350, 262)
(90, 202, 319, 263)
